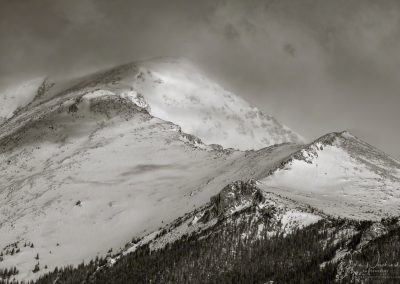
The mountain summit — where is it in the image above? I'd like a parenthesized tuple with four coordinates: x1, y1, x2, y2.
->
(0, 57, 303, 150)
(260, 131, 400, 220)
(1, 58, 399, 282)
(0, 59, 303, 281)
(130, 57, 304, 150)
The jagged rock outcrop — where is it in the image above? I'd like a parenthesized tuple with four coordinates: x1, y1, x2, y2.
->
(208, 180, 264, 217)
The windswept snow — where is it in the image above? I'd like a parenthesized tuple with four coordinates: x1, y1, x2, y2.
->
(132, 58, 303, 150)
(280, 210, 322, 234)
(1, 58, 399, 282)
(124, 182, 323, 255)
(0, 77, 45, 121)
(260, 132, 400, 220)
(0, 91, 301, 281)
(1, 58, 301, 151)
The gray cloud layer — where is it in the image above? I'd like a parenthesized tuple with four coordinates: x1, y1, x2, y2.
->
(1, 0, 399, 158)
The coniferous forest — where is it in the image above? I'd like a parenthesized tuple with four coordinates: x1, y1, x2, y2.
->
(0, 182, 399, 284)
(27, 207, 399, 284)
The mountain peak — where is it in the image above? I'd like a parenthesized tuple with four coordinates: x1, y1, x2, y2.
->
(260, 129, 400, 220)
(0, 58, 304, 151)
(208, 180, 265, 218)
(310, 130, 354, 146)
(1, 56, 399, 282)
(129, 58, 304, 150)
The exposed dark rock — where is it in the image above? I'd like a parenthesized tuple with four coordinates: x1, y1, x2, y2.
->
(202, 180, 265, 221)
(68, 104, 79, 113)
(180, 133, 203, 145)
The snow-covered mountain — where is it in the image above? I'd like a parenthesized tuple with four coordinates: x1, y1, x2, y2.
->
(0, 66, 302, 280)
(131, 58, 304, 150)
(0, 77, 45, 123)
(123, 180, 325, 255)
(1, 57, 400, 282)
(33, 180, 400, 283)
(4, 57, 302, 150)
(260, 131, 400, 220)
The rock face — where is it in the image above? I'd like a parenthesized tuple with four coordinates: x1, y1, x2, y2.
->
(120, 179, 325, 256)
(31, 179, 400, 284)
(208, 180, 265, 218)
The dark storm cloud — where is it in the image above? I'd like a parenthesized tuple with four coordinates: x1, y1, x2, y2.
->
(223, 23, 240, 41)
(0, 0, 216, 83)
(0, 0, 399, 157)
(283, 43, 296, 57)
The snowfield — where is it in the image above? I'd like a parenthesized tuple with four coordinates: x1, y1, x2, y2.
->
(133, 58, 304, 150)
(123, 181, 324, 256)
(0, 91, 300, 281)
(1, 58, 399, 282)
(1, 58, 302, 151)
(260, 132, 400, 220)
(0, 77, 45, 122)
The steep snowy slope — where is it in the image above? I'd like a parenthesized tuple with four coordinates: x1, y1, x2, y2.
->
(0, 77, 45, 123)
(123, 180, 324, 256)
(132, 58, 303, 150)
(3, 57, 400, 282)
(34, 180, 400, 284)
(13, 58, 302, 150)
(0, 88, 301, 281)
(260, 131, 400, 220)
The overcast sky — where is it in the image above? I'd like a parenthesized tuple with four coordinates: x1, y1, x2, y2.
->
(1, 0, 399, 158)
